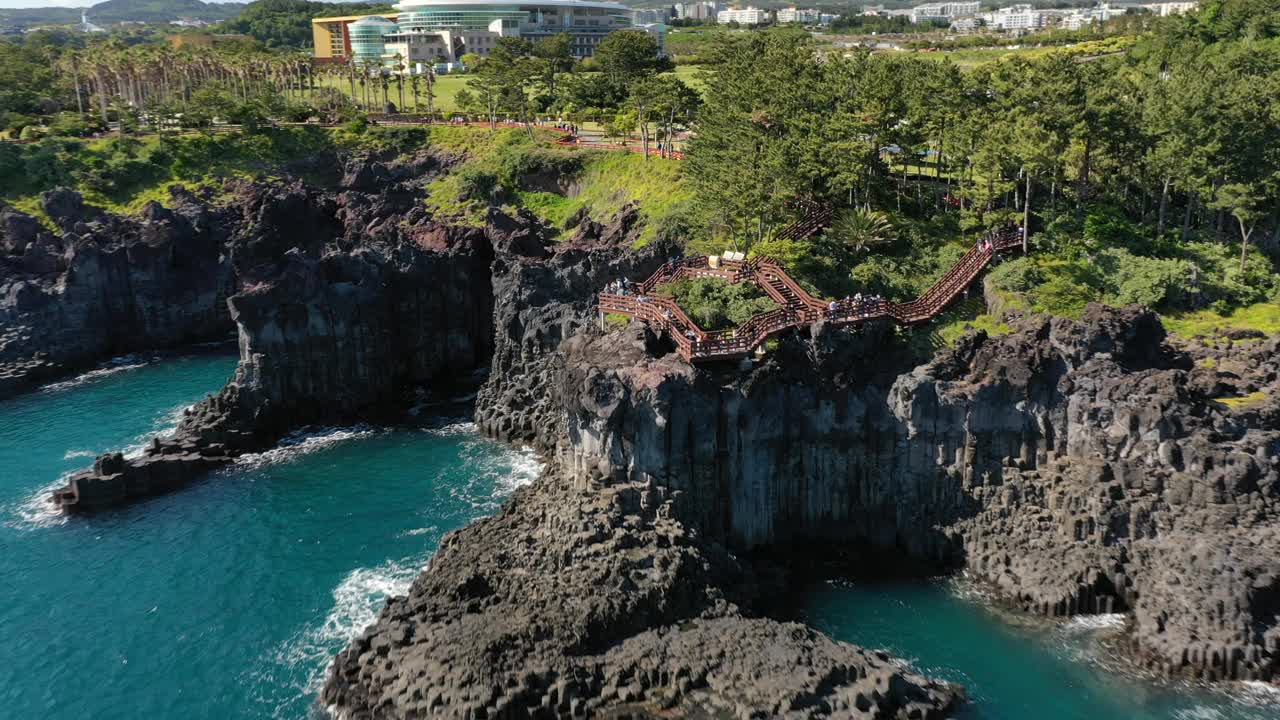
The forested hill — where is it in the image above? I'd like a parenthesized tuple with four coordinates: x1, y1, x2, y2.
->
(214, 0, 396, 48)
(0, 0, 242, 29)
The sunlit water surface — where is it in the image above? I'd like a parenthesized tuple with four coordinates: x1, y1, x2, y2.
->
(0, 352, 540, 720)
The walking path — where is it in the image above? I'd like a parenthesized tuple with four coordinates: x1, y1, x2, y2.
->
(599, 225, 1024, 362)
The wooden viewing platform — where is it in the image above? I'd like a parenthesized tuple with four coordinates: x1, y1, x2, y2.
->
(599, 226, 1024, 362)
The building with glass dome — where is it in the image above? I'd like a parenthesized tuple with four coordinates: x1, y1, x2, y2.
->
(312, 0, 659, 68)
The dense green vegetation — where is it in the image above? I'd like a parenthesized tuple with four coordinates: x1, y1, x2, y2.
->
(655, 277, 779, 331)
(0, 0, 1278, 349)
(685, 0, 1280, 337)
(216, 0, 396, 49)
(0, 123, 437, 215)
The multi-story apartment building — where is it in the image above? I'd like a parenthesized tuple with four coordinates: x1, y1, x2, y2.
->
(716, 6, 769, 24)
(1141, 1, 1198, 15)
(676, 1, 722, 20)
(977, 4, 1045, 31)
(776, 7, 820, 23)
(909, 1, 979, 23)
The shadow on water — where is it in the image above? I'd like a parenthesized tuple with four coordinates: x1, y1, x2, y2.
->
(787, 558, 1280, 720)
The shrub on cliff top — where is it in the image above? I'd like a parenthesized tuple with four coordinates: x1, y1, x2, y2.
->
(656, 277, 778, 331)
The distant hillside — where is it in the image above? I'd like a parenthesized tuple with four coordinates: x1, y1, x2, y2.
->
(91, 0, 245, 23)
(0, 7, 82, 27)
(0, 0, 242, 29)
(216, 0, 395, 48)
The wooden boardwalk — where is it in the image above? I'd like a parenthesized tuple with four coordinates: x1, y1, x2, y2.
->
(599, 226, 1023, 362)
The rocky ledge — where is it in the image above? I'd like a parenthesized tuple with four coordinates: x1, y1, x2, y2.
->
(321, 466, 961, 719)
(0, 187, 237, 399)
(553, 305, 1280, 684)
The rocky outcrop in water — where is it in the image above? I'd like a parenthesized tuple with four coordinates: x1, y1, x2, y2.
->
(557, 305, 1280, 684)
(321, 463, 962, 720)
(0, 187, 237, 398)
(52, 164, 496, 511)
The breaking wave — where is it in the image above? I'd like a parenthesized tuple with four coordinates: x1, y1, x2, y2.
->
(40, 355, 154, 393)
(6, 478, 70, 530)
(234, 425, 379, 471)
(1060, 613, 1128, 633)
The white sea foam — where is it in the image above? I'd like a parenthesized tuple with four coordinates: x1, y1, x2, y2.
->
(397, 526, 439, 538)
(62, 449, 97, 460)
(1235, 681, 1280, 707)
(1061, 613, 1128, 633)
(271, 557, 422, 704)
(1175, 706, 1228, 720)
(7, 479, 71, 530)
(234, 425, 378, 470)
(122, 402, 196, 459)
(260, 431, 542, 715)
(39, 355, 154, 393)
(424, 419, 480, 437)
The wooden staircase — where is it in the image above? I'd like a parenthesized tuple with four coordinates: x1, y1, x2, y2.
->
(599, 224, 1023, 362)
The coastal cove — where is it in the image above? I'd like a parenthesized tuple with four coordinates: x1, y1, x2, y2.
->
(802, 578, 1280, 720)
(0, 353, 540, 720)
(1, 352, 1275, 719)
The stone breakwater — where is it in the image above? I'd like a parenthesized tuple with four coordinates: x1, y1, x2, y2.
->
(555, 305, 1280, 685)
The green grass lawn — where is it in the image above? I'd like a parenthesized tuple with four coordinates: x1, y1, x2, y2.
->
(1161, 302, 1280, 339)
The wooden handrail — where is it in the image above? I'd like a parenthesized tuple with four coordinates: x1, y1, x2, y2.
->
(600, 224, 1023, 362)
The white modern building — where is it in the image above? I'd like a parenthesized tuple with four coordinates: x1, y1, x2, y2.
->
(319, 0, 646, 69)
(716, 6, 769, 24)
(676, 1, 721, 20)
(1141, 1, 1198, 15)
(977, 4, 1045, 31)
(776, 7, 819, 23)
(910, 1, 979, 23)
(632, 8, 671, 24)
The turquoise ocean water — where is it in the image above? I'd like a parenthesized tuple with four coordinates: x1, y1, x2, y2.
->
(0, 351, 540, 720)
(801, 578, 1280, 720)
(1, 351, 1276, 719)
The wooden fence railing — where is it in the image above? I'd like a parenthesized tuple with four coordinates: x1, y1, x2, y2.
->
(599, 224, 1023, 362)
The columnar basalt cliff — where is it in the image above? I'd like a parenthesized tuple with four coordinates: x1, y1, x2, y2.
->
(322, 460, 962, 720)
(557, 306, 1280, 684)
(0, 187, 238, 398)
(51, 159, 495, 510)
(323, 229, 970, 719)
(474, 208, 675, 449)
(21, 151, 1280, 716)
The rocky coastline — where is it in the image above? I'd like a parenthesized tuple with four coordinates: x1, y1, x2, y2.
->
(0, 186, 237, 399)
(9, 153, 1279, 717)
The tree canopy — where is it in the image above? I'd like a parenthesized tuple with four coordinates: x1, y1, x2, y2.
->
(216, 0, 396, 48)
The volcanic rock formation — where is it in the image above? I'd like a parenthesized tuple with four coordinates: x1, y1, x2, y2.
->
(0, 187, 237, 398)
(23, 147, 1280, 717)
(321, 458, 961, 720)
(555, 305, 1280, 684)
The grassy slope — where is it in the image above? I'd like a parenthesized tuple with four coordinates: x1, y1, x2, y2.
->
(1161, 303, 1280, 339)
(423, 126, 691, 244)
(1, 125, 433, 219)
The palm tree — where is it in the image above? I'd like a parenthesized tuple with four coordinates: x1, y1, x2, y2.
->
(346, 59, 358, 108)
(393, 53, 406, 111)
(830, 208, 895, 255)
